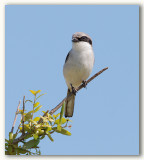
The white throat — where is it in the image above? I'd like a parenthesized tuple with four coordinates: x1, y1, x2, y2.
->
(72, 42, 92, 52)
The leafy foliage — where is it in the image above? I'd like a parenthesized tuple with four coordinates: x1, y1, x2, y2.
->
(5, 90, 72, 155)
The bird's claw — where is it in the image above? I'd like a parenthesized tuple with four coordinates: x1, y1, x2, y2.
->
(82, 80, 87, 88)
(70, 83, 77, 95)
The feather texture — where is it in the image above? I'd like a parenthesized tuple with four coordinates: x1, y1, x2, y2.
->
(65, 89, 75, 117)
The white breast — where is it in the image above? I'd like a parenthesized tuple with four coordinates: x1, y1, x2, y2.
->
(63, 42, 94, 89)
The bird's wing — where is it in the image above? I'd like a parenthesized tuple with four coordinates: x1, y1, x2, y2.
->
(65, 50, 72, 63)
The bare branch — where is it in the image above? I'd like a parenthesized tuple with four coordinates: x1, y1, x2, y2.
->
(31, 96, 36, 120)
(22, 96, 25, 136)
(49, 67, 108, 115)
(16, 115, 22, 135)
(12, 67, 108, 144)
(11, 100, 21, 133)
(49, 130, 55, 134)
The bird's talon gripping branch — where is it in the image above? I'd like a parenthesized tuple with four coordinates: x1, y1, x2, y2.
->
(70, 83, 77, 95)
(82, 80, 87, 88)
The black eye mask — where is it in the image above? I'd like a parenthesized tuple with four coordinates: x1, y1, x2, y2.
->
(78, 36, 92, 45)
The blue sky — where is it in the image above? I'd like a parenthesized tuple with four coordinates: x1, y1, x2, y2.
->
(5, 5, 139, 155)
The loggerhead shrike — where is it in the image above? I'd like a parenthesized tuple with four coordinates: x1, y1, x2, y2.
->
(63, 32, 95, 117)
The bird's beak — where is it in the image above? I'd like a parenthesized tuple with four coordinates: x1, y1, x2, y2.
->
(72, 37, 78, 42)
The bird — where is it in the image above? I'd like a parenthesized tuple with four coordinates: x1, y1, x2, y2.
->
(63, 32, 95, 117)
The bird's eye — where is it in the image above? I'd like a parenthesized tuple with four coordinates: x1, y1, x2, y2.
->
(81, 36, 87, 40)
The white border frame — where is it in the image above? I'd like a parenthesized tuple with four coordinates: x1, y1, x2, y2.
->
(0, 0, 143, 159)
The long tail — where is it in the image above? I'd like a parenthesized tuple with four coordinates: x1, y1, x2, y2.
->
(65, 89, 75, 117)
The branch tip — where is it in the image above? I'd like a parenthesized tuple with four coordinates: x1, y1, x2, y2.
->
(12, 67, 108, 144)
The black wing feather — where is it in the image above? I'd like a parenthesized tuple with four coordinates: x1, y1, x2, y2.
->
(65, 51, 71, 63)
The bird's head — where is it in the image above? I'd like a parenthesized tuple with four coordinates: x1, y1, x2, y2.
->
(72, 32, 93, 51)
(72, 32, 92, 45)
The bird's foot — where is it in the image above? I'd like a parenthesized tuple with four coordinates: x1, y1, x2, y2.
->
(70, 83, 77, 95)
(82, 80, 87, 88)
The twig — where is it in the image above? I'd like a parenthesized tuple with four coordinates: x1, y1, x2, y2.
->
(38, 110, 49, 124)
(16, 115, 22, 135)
(31, 96, 36, 120)
(11, 100, 21, 133)
(12, 67, 108, 144)
(49, 130, 55, 134)
(38, 67, 108, 123)
(22, 96, 25, 136)
(49, 67, 108, 115)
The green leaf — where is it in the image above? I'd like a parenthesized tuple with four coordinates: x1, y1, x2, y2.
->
(39, 135, 45, 140)
(16, 148, 27, 154)
(24, 124, 31, 132)
(48, 117, 54, 122)
(34, 102, 40, 108)
(41, 124, 51, 128)
(9, 132, 13, 140)
(33, 134, 39, 140)
(18, 109, 26, 114)
(27, 110, 33, 114)
(29, 90, 41, 96)
(13, 134, 17, 139)
(47, 132, 54, 142)
(42, 112, 53, 120)
(60, 102, 65, 124)
(47, 113, 53, 119)
(24, 134, 32, 140)
(24, 112, 32, 121)
(5, 139, 9, 143)
(23, 139, 40, 149)
(53, 115, 57, 119)
(5, 143, 8, 147)
(55, 117, 67, 125)
(46, 127, 52, 132)
(39, 116, 48, 123)
(5, 151, 10, 155)
(33, 117, 40, 122)
(30, 119, 37, 125)
(36, 129, 44, 135)
(19, 127, 22, 132)
(8, 145, 13, 154)
(29, 90, 37, 95)
(57, 124, 61, 131)
(35, 90, 42, 95)
(53, 113, 60, 119)
(52, 127, 71, 136)
(34, 105, 42, 113)
(36, 93, 46, 100)
(35, 124, 41, 128)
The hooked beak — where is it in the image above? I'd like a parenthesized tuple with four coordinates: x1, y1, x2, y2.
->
(72, 37, 79, 42)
